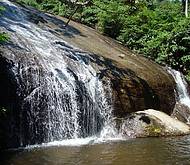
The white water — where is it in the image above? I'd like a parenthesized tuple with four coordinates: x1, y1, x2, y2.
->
(168, 69, 190, 108)
(168, 69, 190, 123)
(24, 135, 125, 149)
(0, 0, 121, 147)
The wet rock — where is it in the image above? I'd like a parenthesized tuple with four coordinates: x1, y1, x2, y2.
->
(117, 109, 190, 138)
(171, 102, 190, 124)
(187, 81, 190, 96)
(28, 13, 47, 24)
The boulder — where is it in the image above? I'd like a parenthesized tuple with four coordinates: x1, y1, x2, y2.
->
(117, 109, 190, 138)
(171, 102, 190, 124)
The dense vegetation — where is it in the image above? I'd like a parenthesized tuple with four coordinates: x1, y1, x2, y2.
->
(10, 0, 190, 79)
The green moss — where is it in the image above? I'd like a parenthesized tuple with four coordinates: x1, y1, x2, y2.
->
(0, 33, 9, 44)
(185, 72, 190, 82)
(0, 6, 5, 12)
(0, 6, 9, 44)
(145, 125, 162, 136)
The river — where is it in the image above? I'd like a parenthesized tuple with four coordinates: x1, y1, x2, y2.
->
(1, 136, 190, 165)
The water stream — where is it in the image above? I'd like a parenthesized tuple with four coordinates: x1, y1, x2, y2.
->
(168, 69, 190, 107)
(168, 68, 190, 123)
(0, 0, 119, 147)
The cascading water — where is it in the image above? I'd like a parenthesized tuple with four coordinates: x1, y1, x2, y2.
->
(168, 69, 190, 108)
(168, 68, 190, 123)
(0, 0, 118, 147)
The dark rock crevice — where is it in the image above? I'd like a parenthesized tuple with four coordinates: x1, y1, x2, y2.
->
(0, 55, 22, 148)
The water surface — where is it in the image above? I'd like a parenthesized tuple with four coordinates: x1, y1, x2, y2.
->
(1, 136, 190, 165)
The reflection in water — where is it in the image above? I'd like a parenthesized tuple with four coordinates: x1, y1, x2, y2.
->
(1, 136, 190, 165)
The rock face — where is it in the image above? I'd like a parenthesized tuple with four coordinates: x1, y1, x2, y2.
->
(0, 1, 176, 148)
(171, 102, 190, 124)
(118, 109, 190, 138)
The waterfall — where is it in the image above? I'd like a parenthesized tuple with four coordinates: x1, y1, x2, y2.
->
(168, 69, 190, 107)
(0, 0, 117, 147)
(168, 68, 190, 123)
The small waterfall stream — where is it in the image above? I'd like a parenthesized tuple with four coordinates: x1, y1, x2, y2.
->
(0, 0, 118, 147)
(168, 69, 190, 123)
(168, 69, 190, 108)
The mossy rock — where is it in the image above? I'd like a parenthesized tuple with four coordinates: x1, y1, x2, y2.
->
(117, 109, 190, 138)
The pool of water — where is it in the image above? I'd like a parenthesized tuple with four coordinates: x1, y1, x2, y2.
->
(1, 135, 190, 165)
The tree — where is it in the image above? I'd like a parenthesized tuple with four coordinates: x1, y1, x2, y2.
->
(65, 0, 91, 27)
(182, 0, 188, 17)
(185, 0, 188, 17)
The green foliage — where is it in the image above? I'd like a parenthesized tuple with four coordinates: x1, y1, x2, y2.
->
(80, 6, 99, 26)
(118, 2, 190, 74)
(17, 0, 72, 17)
(0, 6, 5, 12)
(94, 0, 129, 38)
(0, 6, 9, 43)
(39, 0, 68, 16)
(0, 33, 9, 44)
(17, 0, 40, 8)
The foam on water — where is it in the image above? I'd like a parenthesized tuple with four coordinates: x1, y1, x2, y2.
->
(24, 136, 125, 149)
